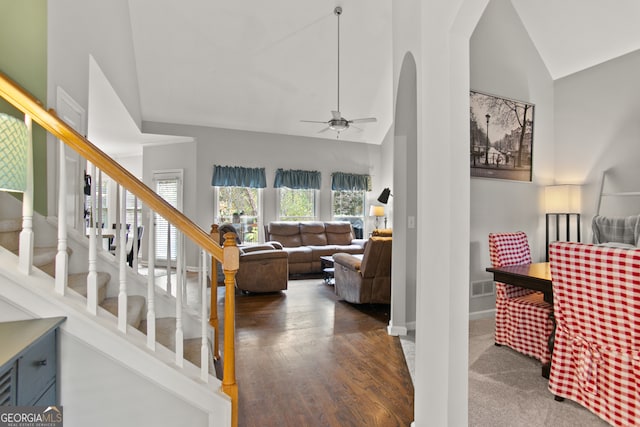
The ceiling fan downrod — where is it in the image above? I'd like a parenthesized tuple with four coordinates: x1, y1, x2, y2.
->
(335, 6, 341, 115)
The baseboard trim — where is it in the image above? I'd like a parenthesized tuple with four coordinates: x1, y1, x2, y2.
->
(387, 324, 408, 336)
(469, 308, 495, 321)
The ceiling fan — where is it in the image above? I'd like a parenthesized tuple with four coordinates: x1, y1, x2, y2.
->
(301, 6, 377, 137)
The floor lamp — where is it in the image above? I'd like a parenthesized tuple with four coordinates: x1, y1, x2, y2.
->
(545, 185, 581, 261)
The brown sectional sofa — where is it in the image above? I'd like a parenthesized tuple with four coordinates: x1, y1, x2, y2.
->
(265, 221, 366, 275)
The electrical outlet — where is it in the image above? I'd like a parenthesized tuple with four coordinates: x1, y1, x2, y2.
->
(408, 216, 415, 229)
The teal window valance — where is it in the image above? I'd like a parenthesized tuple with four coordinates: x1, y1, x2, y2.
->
(274, 169, 321, 190)
(211, 165, 267, 188)
(331, 172, 371, 191)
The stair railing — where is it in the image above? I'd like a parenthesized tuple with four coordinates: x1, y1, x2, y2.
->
(0, 72, 239, 426)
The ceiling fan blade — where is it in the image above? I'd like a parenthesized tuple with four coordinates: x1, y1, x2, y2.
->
(301, 120, 329, 124)
(350, 117, 377, 124)
(331, 110, 342, 120)
(317, 126, 331, 133)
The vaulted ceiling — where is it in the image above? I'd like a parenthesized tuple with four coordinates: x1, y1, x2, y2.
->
(97, 1, 640, 155)
(127, 0, 393, 146)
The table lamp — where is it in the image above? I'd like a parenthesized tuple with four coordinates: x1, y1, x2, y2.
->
(0, 113, 28, 193)
(369, 205, 385, 230)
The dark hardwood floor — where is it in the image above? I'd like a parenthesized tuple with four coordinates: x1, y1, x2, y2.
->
(220, 278, 414, 427)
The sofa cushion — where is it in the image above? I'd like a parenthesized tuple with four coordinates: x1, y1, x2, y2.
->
(283, 246, 313, 263)
(300, 222, 328, 246)
(325, 222, 353, 245)
(268, 221, 302, 247)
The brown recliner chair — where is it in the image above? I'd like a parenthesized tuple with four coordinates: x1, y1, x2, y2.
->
(214, 223, 288, 293)
(333, 236, 392, 304)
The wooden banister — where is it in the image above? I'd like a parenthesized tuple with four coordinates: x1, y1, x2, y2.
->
(1, 71, 240, 426)
(0, 72, 224, 262)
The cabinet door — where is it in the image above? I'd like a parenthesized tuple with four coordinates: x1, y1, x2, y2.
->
(17, 331, 57, 405)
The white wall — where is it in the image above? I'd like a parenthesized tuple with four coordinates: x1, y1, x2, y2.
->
(48, 0, 141, 127)
(469, 0, 555, 314)
(60, 334, 208, 427)
(555, 49, 640, 242)
(142, 122, 384, 239)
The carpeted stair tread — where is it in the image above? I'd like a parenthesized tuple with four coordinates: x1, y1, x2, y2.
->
(101, 295, 146, 329)
(68, 272, 111, 304)
(0, 218, 21, 232)
(0, 219, 21, 252)
(138, 317, 179, 349)
(138, 317, 212, 372)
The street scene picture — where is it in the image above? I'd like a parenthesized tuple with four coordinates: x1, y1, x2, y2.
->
(470, 91, 534, 182)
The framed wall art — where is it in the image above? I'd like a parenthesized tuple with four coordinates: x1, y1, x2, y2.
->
(470, 91, 534, 182)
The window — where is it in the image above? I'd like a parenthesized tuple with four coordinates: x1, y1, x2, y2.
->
(212, 165, 266, 244)
(273, 168, 321, 221)
(332, 190, 366, 239)
(154, 170, 183, 261)
(279, 188, 316, 221)
(331, 172, 371, 239)
(215, 186, 261, 243)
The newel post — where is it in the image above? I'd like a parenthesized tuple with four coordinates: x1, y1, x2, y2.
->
(221, 232, 239, 427)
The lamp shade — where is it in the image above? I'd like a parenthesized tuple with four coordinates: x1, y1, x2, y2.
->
(369, 205, 385, 217)
(545, 185, 581, 213)
(377, 187, 391, 204)
(0, 114, 28, 193)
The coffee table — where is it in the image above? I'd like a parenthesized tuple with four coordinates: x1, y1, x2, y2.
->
(320, 256, 335, 285)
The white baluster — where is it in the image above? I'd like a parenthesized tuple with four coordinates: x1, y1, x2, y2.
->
(178, 231, 186, 304)
(55, 140, 68, 295)
(114, 186, 121, 259)
(166, 223, 172, 295)
(146, 212, 156, 350)
(18, 115, 34, 274)
(97, 170, 103, 240)
(200, 249, 209, 381)
(86, 163, 98, 315)
(118, 186, 128, 332)
(175, 230, 184, 367)
(132, 196, 139, 271)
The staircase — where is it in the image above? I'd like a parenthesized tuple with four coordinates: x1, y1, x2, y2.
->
(0, 214, 212, 371)
(0, 71, 239, 425)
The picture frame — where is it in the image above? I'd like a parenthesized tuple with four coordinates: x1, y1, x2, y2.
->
(470, 91, 534, 182)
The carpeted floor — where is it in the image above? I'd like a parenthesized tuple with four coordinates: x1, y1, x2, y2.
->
(400, 317, 610, 426)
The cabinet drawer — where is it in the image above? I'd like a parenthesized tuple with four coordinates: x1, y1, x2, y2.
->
(17, 331, 56, 405)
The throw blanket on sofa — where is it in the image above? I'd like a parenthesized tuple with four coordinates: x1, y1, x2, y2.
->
(591, 214, 640, 247)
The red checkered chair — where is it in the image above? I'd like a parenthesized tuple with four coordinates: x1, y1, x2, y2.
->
(488, 232, 553, 363)
(549, 241, 640, 427)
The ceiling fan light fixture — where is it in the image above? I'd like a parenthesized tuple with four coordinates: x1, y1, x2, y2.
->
(329, 118, 349, 131)
(300, 6, 377, 137)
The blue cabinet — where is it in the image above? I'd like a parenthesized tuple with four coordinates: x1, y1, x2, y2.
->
(0, 317, 65, 406)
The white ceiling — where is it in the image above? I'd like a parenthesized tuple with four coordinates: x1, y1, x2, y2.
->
(92, 1, 640, 155)
(510, 0, 640, 80)
(126, 0, 393, 146)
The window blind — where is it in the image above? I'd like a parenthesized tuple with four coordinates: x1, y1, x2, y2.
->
(155, 177, 179, 261)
